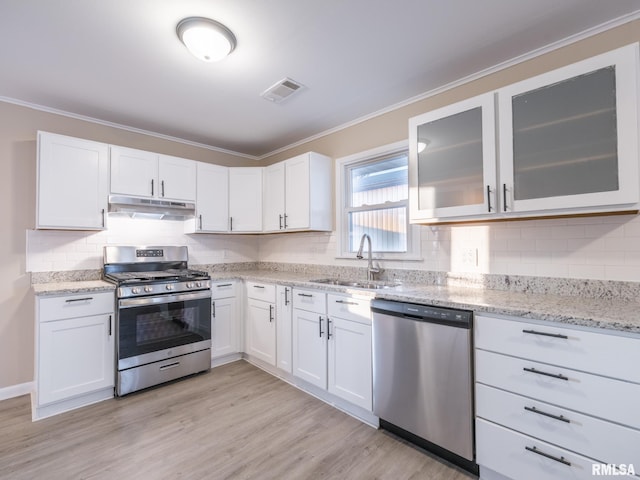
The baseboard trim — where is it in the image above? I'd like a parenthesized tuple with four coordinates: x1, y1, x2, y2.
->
(0, 382, 34, 401)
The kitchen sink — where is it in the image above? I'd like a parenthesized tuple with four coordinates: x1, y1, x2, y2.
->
(309, 278, 401, 290)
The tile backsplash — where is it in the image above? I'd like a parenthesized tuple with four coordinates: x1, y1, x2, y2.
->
(27, 212, 640, 283)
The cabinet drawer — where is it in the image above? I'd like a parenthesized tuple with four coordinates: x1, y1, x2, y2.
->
(475, 314, 640, 384)
(293, 289, 326, 314)
(476, 383, 640, 467)
(327, 294, 371, 325)
(476, 349, 640, 429)
(210, 281, 236, 299)
(246, 282, 276, 302)
(477, 419, 604, 480)
(38, 291, 114, 322)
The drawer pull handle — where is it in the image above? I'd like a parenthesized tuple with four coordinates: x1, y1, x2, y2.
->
(159, 362, 180, 371)
(525, 446, 571, 466)
(523, 367, 569, 381)
(216, 283, 233, 288)
(524, 406, 570, 423)
(335, 300, 359, 305)
(298, 293, 313, 298)
(65, 297, 93, 303)
(523, 329, 568, 339)
(253, 285, 265, 289)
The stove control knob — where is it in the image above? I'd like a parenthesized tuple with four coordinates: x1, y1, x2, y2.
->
(166, 284, 174, 291)
(196, 281, 202, 288)
(132, 287, 141, 294)
(144, 286, 153, 293)
(186, 282, 194, 289)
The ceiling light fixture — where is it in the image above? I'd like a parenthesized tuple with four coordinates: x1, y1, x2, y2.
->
(176, 17, 236, 62)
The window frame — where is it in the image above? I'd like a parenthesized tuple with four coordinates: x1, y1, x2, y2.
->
(335, 140, 421, 261)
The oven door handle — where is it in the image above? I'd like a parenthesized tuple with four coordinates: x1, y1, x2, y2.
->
(119, 290, 212, 308)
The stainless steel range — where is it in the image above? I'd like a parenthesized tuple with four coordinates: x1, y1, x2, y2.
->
(103, 246, 211, 396)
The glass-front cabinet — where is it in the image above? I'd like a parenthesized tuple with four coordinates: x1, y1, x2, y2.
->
(409, 93, 496, 221)
(409, 43, 639, 223)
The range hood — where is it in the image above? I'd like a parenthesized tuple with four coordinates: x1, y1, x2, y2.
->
(108, 195, 195, 220)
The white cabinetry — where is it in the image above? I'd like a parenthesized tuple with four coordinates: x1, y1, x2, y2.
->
(210, 281, 239, 361)
(276, 285, 293, 373)
(475, 314, 640, 480)
(110, 146, 196, 202)
(37, 131, 109, 230)
(245, 282, 276, 365)
(229, 167, 263, 232)
(35, 291, 115, 420)
(293, 289, 327, 387)
(193, 162, 229, 232)
(263, 152, 332, 232)
(410, 44, 639, 223)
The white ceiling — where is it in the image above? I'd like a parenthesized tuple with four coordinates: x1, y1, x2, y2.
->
(1, 0, 639, 158)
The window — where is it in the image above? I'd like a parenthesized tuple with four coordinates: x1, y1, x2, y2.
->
(337, 141, 421, 260)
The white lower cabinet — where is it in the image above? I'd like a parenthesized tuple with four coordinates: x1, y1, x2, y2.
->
(35, 291, 115, 419)
(210, 281, 239, 360)
(292, 289, 373, 411)
(475, 314, 640, 480)
(245, 282, 276, 366)
(276, 285, 293, 373)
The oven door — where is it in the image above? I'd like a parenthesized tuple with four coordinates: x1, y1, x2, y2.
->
(117, 290, 211, 370)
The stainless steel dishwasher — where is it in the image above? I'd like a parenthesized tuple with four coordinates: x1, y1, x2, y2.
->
(371, 299, 477, 474)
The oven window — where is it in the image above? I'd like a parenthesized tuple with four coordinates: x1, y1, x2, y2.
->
(118, 296, 211, 360)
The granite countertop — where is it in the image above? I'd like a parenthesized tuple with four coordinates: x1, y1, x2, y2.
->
(31, 269, 640, 335)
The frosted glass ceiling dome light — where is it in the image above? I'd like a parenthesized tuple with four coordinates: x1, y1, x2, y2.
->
(176, 17, 236, 62)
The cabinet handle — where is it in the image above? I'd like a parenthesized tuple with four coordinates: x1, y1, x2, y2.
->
(229, 217, 233, 231)
(284, 213, 288, 229)
(522, 329, 568, 340)
(151, 179, 154, 196)
(216, 283, 233, 288)
(253, 285, 265, 289)
(284, 287, 289, 306)
(524, 406, 570, 423)
(524, 446, 571, 466)
(523, 367, 569, 381)
(327, 318, 333, 339)
(318, 316, 324, 337)
(297, 293, 313, 298)
(486, 185, 492, 212)
(108, 314, 112, 336)
(212, 301, 216, 318)
(65, 297, 93, 303)
(503, 183, 508, 212)
(335, 300, 358, 305)
(199, 214, 203, 230)
(279, 214, 283, 229)
(161, 180, 165, 197)
(101, 208, 106, 228)
(269, 304, 274, 323)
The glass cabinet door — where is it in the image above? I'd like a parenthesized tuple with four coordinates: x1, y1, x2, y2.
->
(498, 44, 639, 213)
(409, 92, 496, 222)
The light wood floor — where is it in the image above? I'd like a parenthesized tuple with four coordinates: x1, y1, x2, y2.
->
(0, 361, 476, 479)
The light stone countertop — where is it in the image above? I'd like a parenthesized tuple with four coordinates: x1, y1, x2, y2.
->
(31, 271, 640, 334)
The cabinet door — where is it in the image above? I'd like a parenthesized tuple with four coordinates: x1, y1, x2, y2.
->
(276, 286, 293, 373)
(246, 298, 276, 366)
(211, 297, 238, 359)
(327, 316, 372, 410)
(195, 162, 229, 232)
(292, 308, 327, 388)
(38, 314, 114, 405)
(498, 44, 639, 214)
(263, 162, 286, 232)
(110, 146, 158, 197)
(409, 92, 497, 221)
(284, 154, 311, 230)
(37, 132, 108, 230)
(158, 154, 196, 201)
(229, 167, 263, 232)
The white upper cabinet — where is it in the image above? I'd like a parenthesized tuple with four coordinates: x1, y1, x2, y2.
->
(37, 131, 109, 230)
(498, 44, 639, 215)
(409, 43, 640, 223)
(263, 152, 333, 232)
(110, 146, 196, 202)
(409, 93, 497, 222)
(229, 167, 263, 232)
(193, 162, 229, 232)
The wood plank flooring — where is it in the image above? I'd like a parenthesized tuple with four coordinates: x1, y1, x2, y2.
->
(0, 361, 476, 479)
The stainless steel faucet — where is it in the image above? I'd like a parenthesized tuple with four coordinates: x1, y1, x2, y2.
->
(356, 233, 380, 281)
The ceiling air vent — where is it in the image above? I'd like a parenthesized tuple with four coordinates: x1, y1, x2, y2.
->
(261, 77, 304, 103)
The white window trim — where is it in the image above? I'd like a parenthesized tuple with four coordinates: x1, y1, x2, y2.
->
(335, 140, 422, 261)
